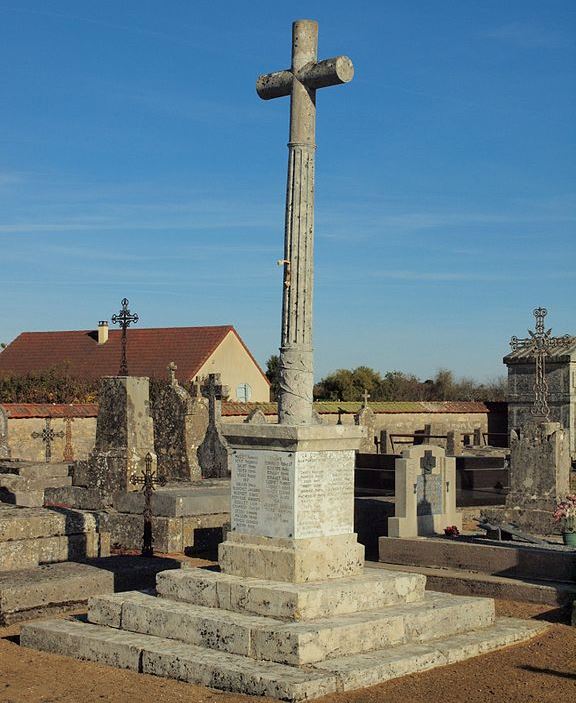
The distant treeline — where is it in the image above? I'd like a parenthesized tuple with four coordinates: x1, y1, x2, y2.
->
(266, 356, 507, 403)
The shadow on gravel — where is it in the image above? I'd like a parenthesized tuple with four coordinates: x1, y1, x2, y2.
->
(1, 634, 19, 644)
(520, 665, 576, 680)
(531, 604, 572, 624)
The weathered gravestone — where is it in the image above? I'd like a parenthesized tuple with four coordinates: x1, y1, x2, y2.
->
(152, 362, 206, 482)
(50, 376, 157, 507)
(197, 373, 229, 479)
(483, 420, 571, 534)
(388, 445, 462, 537)
(354, 390, 376, 453)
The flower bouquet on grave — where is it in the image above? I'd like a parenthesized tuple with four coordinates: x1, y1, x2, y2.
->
(444, 525, 460, 538)
(553, 495, 576, 545)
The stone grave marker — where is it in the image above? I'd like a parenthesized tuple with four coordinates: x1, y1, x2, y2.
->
(152, 362, 205, 481)
(388, 445, 461, 537)
(197, 373, 230, 479)
(354, 390, 376, 453)
(483, 419, 571, 534)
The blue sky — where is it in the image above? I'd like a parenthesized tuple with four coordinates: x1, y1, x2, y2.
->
(0, 1, 574, 382)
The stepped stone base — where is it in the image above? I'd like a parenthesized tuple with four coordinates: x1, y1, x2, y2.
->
(20, 566, 546, 700)
(0, 504, 110, 572)
(220, 532, 364, 583)
(0, 461, 72, 507)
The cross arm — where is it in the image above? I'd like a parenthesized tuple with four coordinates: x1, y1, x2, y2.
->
(256, 55, 354, 100)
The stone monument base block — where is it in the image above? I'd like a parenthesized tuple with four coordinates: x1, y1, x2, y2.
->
(20, 565, 546, 700)
(219, 532, 364, 583)
(481, 506, 561, 536)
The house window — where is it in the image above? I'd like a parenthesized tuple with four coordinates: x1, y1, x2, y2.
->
(236, 383, 252, 402)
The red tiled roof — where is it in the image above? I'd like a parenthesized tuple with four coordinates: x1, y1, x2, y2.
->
(1, 403, 98, 419)
(0, 326, 268, 383)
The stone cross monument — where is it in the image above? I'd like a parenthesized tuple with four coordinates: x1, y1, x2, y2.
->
(256, 19, 354, 425)
(220, 20, 364, 583)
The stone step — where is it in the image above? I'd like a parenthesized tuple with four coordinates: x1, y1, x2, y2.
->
(0, 473, 72, 492)
(0, 463, 71, 479)
(0, 489, 45, 507)
(0, 505, 100, 541)
(373, 561, 576, 606)
(0, 562, 114, 625)
(20, 616, 545, 701)
(89, 588, 494, 666)
(113, 484, 231, 517)
(156, 566, 426, 620)
(0, 531, 109, 571)
(378, 536, 576, 583)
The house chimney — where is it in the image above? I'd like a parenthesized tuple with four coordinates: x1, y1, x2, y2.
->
(98, 321, 109, 344)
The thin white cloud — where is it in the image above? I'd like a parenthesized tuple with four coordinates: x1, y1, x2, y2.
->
(486, 22, 573, 50)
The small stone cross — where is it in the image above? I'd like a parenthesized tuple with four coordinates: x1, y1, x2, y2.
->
(31, 418, 64, 463)
(420, 450, 436, 475)
(362, 389, 370, 408)
(202, 373, 229, 424)
(167, 361, 178, 386)
(130, 452, 166, 557)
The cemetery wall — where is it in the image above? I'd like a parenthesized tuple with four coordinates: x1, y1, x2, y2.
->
(0, 401, 507, 463)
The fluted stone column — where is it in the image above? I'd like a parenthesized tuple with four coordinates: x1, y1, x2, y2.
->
(257, 19, 354, 425)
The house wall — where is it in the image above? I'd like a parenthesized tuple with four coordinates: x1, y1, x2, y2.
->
(197, 331, 270, 402)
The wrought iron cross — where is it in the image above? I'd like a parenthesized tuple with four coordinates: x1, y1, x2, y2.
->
(31, 418, 64, 463)
(130, 452, 166, 557)
(111, 297, 139, 376)
(510, 307, 574, 419)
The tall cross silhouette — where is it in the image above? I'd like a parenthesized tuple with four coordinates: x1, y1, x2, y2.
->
(111, 298, 139, 376)
(31, 418, 64, 463)
(257, 20, 353, 425)
(130, 452, 166, 557)
(510, 307, 574, 419)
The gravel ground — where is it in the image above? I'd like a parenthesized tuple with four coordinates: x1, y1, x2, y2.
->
(0, 598, 574, 703)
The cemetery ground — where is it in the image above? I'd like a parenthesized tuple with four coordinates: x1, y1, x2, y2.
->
(0, 556, 574, 703)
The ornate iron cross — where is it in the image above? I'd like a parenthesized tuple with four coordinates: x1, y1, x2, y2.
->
(31, 418, 64, 463)
(130, 452, 166, 557)
(111, 297, 139, 376)
(510, 307, 574, 419)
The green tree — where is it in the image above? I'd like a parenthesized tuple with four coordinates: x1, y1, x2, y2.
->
(265, 355, 280, 401)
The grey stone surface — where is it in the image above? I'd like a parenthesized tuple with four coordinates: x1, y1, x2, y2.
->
(101, 510, 228, 553)
(113, 483, 230, 517)
(0, 561, 114, 623)
(151, 365, 203, 481)
(388, 445, 461, 538)
(378, 536, 576, 583)
(72, 377, 156, 504)
(19, 613, 545, 701)
(354, 405, 376, 454)
(197, 374, 230, 479)
(257, 21, 353, 426)
(483, 420, 571, 534)
(156, 567, 425, 620)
